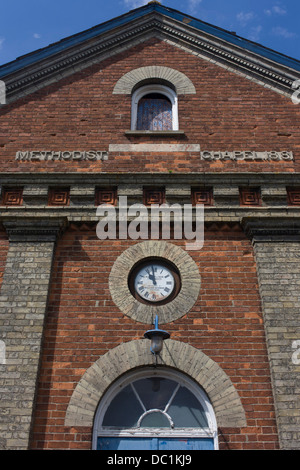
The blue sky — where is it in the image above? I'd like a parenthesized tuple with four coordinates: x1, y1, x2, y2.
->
(0, 0, 299, 66)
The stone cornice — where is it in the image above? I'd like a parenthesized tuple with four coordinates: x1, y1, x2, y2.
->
(159, 15, 299, 96)
(242, 217, 300, 242)
(1, 209, 300, 225)
(1, 172, 300, 212)
(1, 171, 300, 185)
(1, 173, 300, 229)
(2, 217, 68, 242)
(1, 11, 300, 104)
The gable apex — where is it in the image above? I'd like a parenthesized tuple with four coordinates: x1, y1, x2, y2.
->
(1, 2, 300, 104)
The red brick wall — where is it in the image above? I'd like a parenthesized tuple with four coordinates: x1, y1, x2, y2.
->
(0, 38, 299, 174)
(30, 224, 279, 450)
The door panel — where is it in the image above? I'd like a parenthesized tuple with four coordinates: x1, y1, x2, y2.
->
(98, 437, 158, 450)
(97, 437, 214, 450)
(158, 438, 214, 450)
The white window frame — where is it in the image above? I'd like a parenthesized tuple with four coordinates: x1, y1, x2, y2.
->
(92, 367, 218, 450)
(131, 84, 179, 131)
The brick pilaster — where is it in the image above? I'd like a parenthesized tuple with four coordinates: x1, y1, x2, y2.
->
(0, 218, 66, 450)
(243, 217, 300, 450)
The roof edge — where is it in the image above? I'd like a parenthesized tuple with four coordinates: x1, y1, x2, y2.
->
(1, 2, 300, 79)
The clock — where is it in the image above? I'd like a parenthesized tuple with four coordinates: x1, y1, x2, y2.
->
(110, 242, 200, 323)
(130, 260, 180, 304)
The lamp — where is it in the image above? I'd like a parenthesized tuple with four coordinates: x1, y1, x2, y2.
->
(144, 315, 170, 355)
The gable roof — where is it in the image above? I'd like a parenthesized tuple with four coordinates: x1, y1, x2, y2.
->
(1, 1, 300, 104)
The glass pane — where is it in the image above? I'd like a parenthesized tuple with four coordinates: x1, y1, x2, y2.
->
(140, 411, 171, 428)
(168, 386, 208, 428)
(137, 95, 172, 131)
(102, 385, 143, 427)
(133, 378, 177, 410)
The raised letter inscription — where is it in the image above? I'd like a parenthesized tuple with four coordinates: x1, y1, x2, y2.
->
(200, 151, 293, 161)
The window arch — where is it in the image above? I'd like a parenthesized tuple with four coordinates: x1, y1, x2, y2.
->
(131, 84, 179, 131)
(93, 368, 218, 450)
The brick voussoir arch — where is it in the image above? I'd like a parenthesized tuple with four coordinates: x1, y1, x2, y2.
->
(65, 339, 246, 428)
(113, 66, 196, 95)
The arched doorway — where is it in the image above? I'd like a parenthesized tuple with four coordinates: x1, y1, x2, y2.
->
(92, 368, 218, 450)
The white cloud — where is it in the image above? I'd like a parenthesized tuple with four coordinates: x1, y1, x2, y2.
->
(264, 5, 287, 16)
(273, 6, 287, 15)
(272, 26, 297, 39)
(248, 25, 263, 42)
(236, 11, 255, 26)
(0, 37, 5, 50)
(123, 0, 202, 15)
(33, 33, 41, 39)
(123, 0, 153, 8)
(188, 0, 203, 15)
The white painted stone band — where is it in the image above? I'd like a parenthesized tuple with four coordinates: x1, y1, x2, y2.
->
(109, 144, 200, 152)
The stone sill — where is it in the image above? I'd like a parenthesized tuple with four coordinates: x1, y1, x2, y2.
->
(124, 130, 186, 137)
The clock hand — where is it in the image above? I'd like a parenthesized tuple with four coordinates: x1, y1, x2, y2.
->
(152, 266, 157, 285)
(146, 268, 156, 285)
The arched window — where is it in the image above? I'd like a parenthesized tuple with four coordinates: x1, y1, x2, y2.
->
(131, 84, 178, 131)
(93, 368, 218, 450)
(137, 93, 172, 131)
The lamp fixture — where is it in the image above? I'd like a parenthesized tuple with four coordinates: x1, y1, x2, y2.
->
(144, 315, 170, 355)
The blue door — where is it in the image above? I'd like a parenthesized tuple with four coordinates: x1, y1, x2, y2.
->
(97, 437, 214, 450)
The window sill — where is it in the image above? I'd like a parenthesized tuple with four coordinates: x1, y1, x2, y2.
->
(125, 130, 186, 137)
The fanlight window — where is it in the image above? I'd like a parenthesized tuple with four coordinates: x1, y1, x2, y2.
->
(102, 377, 208, 429)
(131, 84, 178, 131)
(93, 369, 218, 450)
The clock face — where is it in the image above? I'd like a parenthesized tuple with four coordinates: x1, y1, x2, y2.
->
(134, 263, 175, 303)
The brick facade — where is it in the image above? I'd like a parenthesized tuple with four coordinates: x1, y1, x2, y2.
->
(27, 226, 278, 450)
(1, 39, 300, 174)
(0, 2, 299, 451)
